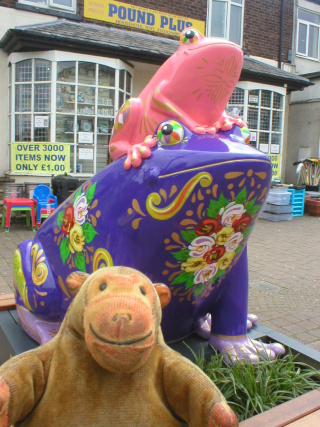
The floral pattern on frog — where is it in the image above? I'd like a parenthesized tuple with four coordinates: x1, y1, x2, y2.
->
(168, 187, 261, 298)
(55, 182, 99, 273)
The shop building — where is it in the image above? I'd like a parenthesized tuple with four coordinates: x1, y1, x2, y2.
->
(0, 0, 312, 187)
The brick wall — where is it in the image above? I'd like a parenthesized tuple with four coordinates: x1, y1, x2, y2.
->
(243, 0, 293, 63)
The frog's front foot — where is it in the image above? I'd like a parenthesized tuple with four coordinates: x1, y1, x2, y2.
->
(209, 335, 285, 364)
(193, 125, 217, 135)
(196, 313, 258, 339)
(123, 136, 157, 170)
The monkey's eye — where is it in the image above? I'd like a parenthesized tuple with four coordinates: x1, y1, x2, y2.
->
(157, 120, 185, 146)
(140, 286, 146, 296)
(181, 28, 200, 45)
(100, 283, 107, 291)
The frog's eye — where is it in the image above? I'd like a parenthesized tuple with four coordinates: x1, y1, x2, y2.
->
(181, 28, 200, 45)
(157, 120, 185, 146)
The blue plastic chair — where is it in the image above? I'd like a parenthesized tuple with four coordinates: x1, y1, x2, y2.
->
(33, 185, 58, 228)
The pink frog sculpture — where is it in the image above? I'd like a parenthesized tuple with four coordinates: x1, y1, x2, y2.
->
(13, 28, 285, 364)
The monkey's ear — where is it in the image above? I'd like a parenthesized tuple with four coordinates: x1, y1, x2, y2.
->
(154, 284, 171, 309)
(66, 271, 90, 296)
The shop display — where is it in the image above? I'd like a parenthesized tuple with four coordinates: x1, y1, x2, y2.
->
(12, 28, 285, 364)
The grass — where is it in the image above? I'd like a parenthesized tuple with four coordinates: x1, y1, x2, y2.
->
(190, 344, 320, 421)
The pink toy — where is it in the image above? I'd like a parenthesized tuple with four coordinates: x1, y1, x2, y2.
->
(109, 27, 244, 169)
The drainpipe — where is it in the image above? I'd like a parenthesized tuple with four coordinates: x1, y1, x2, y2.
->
(279, 0, 285, 68)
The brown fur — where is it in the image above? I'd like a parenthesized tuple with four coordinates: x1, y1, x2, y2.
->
(0, 266, 238, 426)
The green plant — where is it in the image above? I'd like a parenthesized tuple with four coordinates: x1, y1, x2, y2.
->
(189, 345, 320, 421)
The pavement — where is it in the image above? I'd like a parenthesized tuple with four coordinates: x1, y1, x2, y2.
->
(1, 213, 320, 351)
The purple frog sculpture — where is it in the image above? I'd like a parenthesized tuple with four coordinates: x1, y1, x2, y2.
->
(12, 28, 285, 363)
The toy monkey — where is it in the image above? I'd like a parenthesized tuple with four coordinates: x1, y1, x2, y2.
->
(0, 266, 238, 426)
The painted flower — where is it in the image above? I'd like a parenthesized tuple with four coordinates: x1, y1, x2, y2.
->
(61, 206, 75, 235)
(220, 202, 245, 226)
(204, 245, 226, 264)
(181, 257, 206, 273)
(188, 236, 215, 258)
(195, 218, 222, 236)
(217, 251, 235, 270)
(194, 263, 218, 284)
(225, 232, 243, 252)
(233, 213, 252, 232)
(215, 226, 234, 246)
(74, 193, 88, 226)
(69, 223, 85, 253)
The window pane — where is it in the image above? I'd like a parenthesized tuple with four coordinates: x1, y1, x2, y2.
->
(78, 62, 96, 85)
(15, 115, 31, 141)
(57, 84, 75, 113)
(77, 86, 95, 115)
(97, 89, 114, 116)
(272, 111, 282, 132)
(35, 84, 51, 112)
(35, 59, 51, 82)
(51, 0, 73, 7)
(308, 25, 319, 58)
(230, 4, 242, 44)
(273, 93, 282, 109)
(126, 71, 132, 93)
(259, 132, 269, 144)
(298, 9, 320, 25)
(15, 85, 31, 112)
(98, 65, 115, 87)
(228, 87, 244, 105)
(210, 0, 227, 38)
(119, 70, 125, 90)
(260, 109, 270, 130)
(56, 115, 75, 143)
(16, 60, 32, 82)
(34, 124, 50, 142)
(57, 62, 76, 83)
(232, 0, 242, 4)
(298, 23, 307, 54)
(248, 108, 258, 129)
(261, 90, 271, 108)
(248, 90, 259, 105)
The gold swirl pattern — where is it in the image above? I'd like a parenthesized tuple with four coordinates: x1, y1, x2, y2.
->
(31, 244, 48, 286)
(93, 248, 114, 271)
(146, 172, 212, 220)
(13, 249, 33, 312)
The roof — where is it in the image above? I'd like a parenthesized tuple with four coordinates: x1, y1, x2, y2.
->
(0, 19, 311, 92)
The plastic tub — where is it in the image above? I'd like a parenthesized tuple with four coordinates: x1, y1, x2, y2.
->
(263, 203, 293, 214)
(267, 191, 291, 205)
(260, 211, 293, 222)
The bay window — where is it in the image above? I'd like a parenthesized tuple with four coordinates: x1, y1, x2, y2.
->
(8, 52, 133, 176)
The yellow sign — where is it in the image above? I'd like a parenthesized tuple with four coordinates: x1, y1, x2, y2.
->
(268, 154, 281, 179)
(11, 143, 70, 174)
(84, 0, 205, 37)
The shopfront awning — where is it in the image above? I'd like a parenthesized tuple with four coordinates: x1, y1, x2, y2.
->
(0, 19, 311, 92)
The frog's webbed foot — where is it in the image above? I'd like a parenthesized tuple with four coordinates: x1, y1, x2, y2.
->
(196, 313, 258, 339)
(247, 313, 258, 330)
(123, 136, 157, 170)
(210, 335, 285, 364)
(193, 125, 217, 135)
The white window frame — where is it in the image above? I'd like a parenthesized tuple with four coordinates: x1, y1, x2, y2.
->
(227, 82, 286, 156)
(296, 8, 320, 60)
(207, 0, 244, 46)
(8, 51, 133, 177)
(18, 0, 76, 13)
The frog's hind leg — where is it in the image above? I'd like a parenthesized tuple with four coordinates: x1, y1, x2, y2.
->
(207, 247, 285, 363)
(13, 239, 64, 344)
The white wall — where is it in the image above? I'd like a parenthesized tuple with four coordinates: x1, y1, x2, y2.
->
(0, 7, 57, 177)
(130, 61, 160, 96)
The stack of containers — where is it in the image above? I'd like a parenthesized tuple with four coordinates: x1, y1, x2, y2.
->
(287, 186, 305, 217)
(260, 187, 293, 221)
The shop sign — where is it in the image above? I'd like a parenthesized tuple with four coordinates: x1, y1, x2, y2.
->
(84, 0, 205, 37)
(11, 142, 70, 174)
(268, 154, 281, 179)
